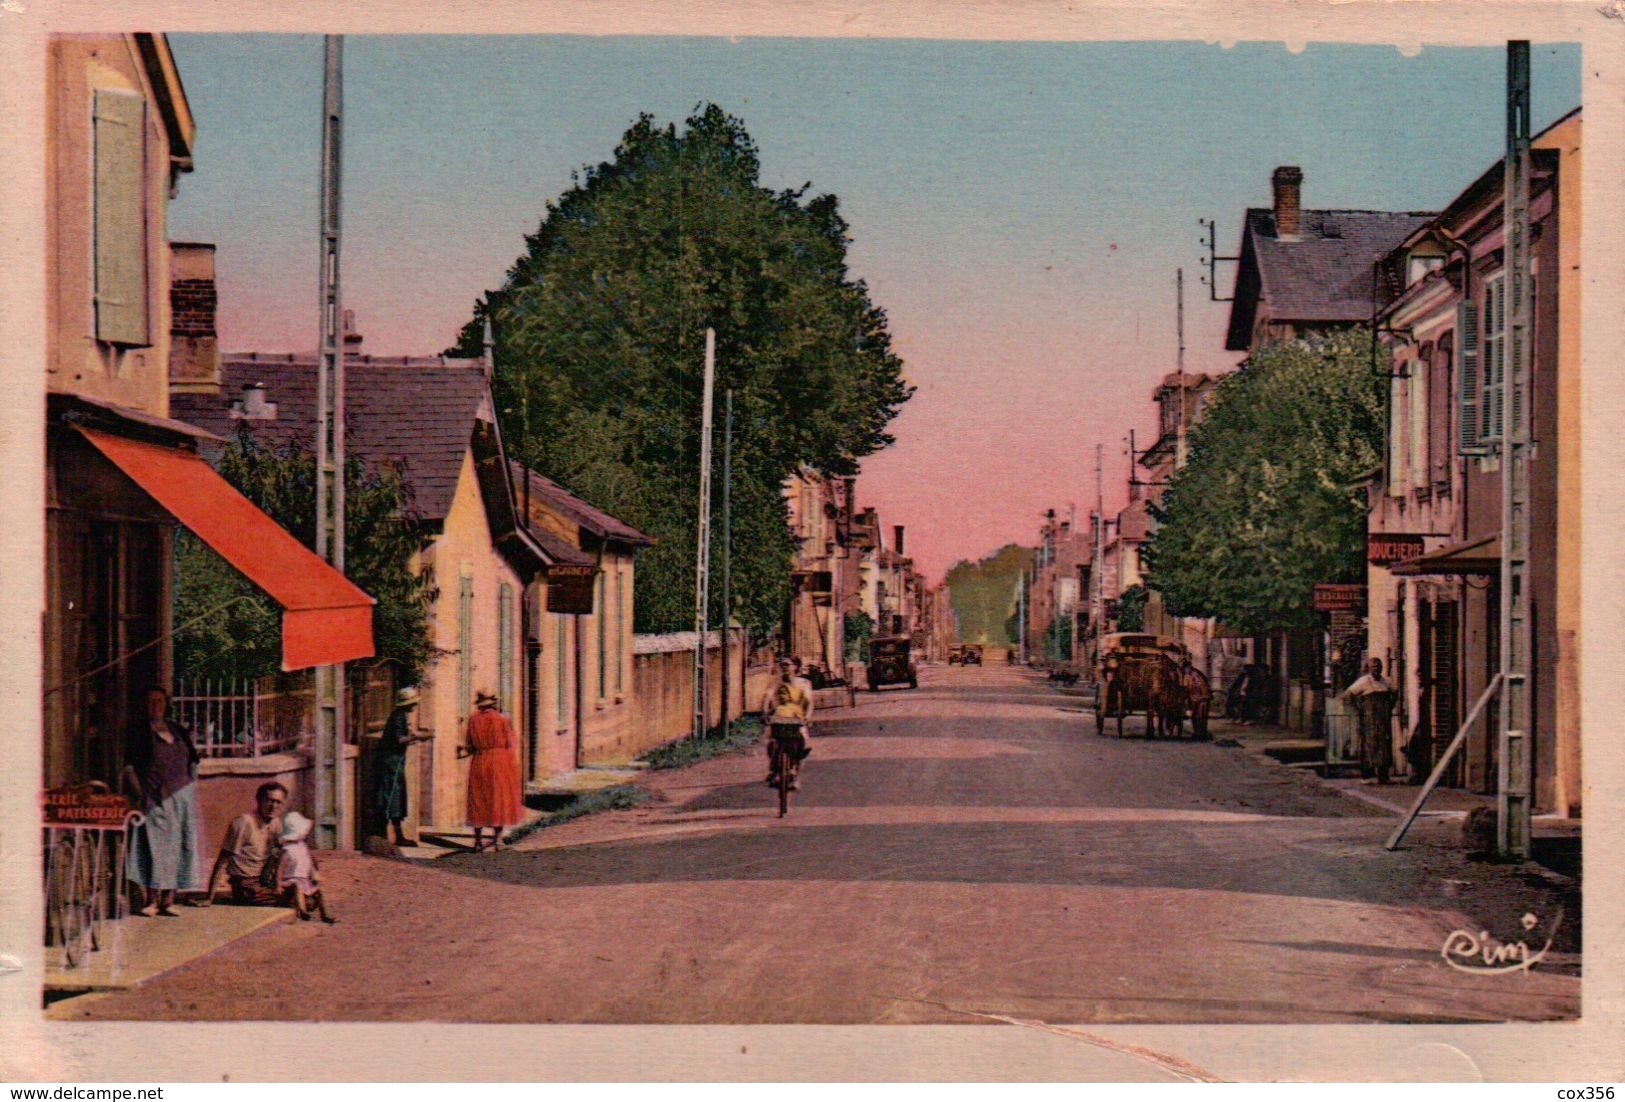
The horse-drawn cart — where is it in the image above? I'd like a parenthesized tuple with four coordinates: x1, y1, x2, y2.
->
(1093, 633, 1210, 739)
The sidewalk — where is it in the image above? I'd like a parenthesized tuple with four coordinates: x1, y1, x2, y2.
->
(45, 904, 292, 997)
(1208, 714, 1581, 880)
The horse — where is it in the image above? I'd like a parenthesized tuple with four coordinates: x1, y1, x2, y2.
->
(1097, 653, 1172, 738)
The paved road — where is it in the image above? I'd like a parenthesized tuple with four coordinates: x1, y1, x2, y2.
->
(63, 664, 1578, 1024)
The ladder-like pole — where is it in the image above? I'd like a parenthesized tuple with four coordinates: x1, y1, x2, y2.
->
(1498, 41, 1534, 860)
(313, 35, 347, 850)
(692, 329, 716, 741)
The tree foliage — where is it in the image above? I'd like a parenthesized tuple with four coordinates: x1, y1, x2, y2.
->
(944, 543, 1031, 646)
(449, 105, 912, 634)
(1142, 329, 1384, 635)
(843, 610, 875, 663)
(173, 432, 436, 682)
(1115, 584, 1148, 633)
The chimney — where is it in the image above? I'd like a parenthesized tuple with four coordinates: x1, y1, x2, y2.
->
(231, 381, 277, 420)
(168, 242, 220, 394)
(343, 309, 363, 353)
(894, 525, 906, 556)
(1272, 166, 1304, 239)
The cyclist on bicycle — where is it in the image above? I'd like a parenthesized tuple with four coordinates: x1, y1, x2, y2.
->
(763, 657, 814, 790)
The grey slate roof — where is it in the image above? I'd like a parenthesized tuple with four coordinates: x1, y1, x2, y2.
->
(509, 462, 654, 548)
(1226, 208, 1433, 350)
(171, 353, 492, 524)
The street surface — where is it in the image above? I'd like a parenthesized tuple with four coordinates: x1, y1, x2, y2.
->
(61, 664, 1579, 1023)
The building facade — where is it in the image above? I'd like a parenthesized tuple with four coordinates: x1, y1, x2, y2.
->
(1366, 110, 1580, 813)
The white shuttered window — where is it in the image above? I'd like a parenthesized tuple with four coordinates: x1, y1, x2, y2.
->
(93, 90, 149, 346)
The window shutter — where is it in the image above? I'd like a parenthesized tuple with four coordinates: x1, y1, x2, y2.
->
(1486, 281, 1505, 444)
(1457, 301, 1485, 455)
(1387, 374, 1406, 497)
(498, 582, 514, 714)
(1431, 335, 1452, 482)
(93, 90, 149, 346)
(459, 575, 474, 725)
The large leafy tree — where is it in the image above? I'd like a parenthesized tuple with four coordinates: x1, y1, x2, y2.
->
(1142, 329, 1385, 635)
(173, 432, 436, 683)
(944, 543, 1031, 646)
(449, 105, 912, 633)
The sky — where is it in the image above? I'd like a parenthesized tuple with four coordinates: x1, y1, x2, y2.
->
(166, 36, 1581, 582)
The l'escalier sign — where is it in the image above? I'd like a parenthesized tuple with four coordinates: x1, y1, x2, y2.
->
(1313, 584, 1367, 613)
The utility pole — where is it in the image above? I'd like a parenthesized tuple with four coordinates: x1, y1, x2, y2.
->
(1498, 41, 1534, 860)
(1176, 267, 1188, 470)
(1017, 571, 1027, 665)
(692, 329, 716, 742)
(720, 389, 733, 730)
(1091, 442, 1105, 667)
(312, 35, 347, 850)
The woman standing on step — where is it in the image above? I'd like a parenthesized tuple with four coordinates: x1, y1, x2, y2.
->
(463, 689, 522, 853)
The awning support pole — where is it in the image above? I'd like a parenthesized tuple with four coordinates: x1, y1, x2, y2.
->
(1385, 673, 1502, 850)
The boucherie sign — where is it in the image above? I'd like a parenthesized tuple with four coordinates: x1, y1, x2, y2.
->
(1368, 533, 1426, 567)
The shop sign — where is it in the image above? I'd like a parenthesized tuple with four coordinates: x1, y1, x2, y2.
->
(43, 789, 132, 828)
(1313, 584, 1367, 613)
(546, 564, 598, 614)
(1367, 533, 1427, 567)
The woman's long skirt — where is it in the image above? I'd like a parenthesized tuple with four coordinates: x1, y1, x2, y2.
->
(126, 782, 204, 891)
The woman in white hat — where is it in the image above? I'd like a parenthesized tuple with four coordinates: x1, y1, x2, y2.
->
(372, 686, 431, 847)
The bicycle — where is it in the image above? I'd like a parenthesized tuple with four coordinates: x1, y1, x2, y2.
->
(768, 721, 807, 818)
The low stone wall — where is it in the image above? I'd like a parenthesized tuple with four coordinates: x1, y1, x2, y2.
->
(196, 745, 358, 856)
(586, 632, 777, 764)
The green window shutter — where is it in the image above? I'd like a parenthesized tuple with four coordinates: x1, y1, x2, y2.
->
(555, 615, 568, 727)
(615, 569, 625, 694)
(1457, 301, 1485, 455)
(459, 575, 474, 725)
(499, 582, 514, 714)
(1386, 374, 1406, 497)
(93, 90, 149, 346)
(596, 574, 607, 699)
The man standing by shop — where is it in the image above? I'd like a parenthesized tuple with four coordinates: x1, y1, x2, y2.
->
(1343, 657, 1398, 785)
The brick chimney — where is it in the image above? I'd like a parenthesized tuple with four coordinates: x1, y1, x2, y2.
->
(894, 525, 906, 556)
(168, 242, 219, 394)
(1272, 166, 1304, 239)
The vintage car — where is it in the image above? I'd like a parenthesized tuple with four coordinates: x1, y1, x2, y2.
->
(961, 644, 984, 666)
(947, 645, 964, 665)
(866, 635, 918, 690)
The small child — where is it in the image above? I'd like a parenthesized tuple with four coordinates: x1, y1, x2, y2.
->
(277, 811, 335, 923)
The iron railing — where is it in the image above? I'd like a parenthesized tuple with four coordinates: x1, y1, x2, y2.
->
(173, 676, 311, 758)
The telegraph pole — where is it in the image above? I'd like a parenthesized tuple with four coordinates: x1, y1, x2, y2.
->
(1176, 268, 1188, 470)
(692, 329, 716, 741)
(1498, 41, 1534, 859)
(312, 35, 347, 850)
(1017, 571, 1027, 665)
(719, 388, 733, 730)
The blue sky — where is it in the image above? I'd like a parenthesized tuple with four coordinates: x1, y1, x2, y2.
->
(167, 35, 1581, 578)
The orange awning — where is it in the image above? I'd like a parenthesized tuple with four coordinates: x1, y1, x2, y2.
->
(79, 427, 375, 671)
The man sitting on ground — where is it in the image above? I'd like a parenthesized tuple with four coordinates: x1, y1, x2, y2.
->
(200, 781, 287, 906)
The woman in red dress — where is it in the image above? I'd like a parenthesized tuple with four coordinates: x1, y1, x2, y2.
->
(464, 689, 522, 852)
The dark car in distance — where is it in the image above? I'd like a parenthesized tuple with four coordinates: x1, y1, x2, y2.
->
(867, 635, 918, 691)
